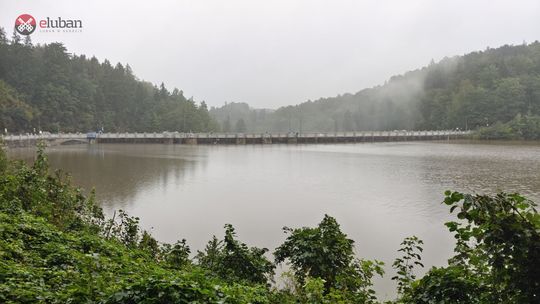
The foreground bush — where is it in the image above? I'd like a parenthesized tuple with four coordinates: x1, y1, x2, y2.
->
(399, 191, 540, 303)
(0, 146, 274, 303)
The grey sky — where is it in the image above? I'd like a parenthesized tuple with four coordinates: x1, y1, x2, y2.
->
(1, 0, 540, 108)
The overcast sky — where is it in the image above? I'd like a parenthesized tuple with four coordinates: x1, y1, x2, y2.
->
(1, 0, 540, 108)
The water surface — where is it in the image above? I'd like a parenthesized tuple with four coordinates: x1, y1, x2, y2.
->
(9, 141, 540, 298)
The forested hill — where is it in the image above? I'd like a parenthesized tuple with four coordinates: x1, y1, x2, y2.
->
(2, 26, 540, 135)
(211, 42, 540, 133)
(209, 102, 274, 133)
(0, 28, 218, 133)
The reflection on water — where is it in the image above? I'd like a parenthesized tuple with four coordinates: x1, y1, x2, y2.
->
(11, 144, 209, 210)
(8, 141, 540, 299)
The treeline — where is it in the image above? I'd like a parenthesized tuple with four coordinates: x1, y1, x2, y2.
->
(3, 26, 539, 135)
(0, 28, 218, 133)
(209, 102, 273, 133)
(419, 43, 540, 130)
(0, 145, 538, 303)
(210, 42, 540, 133)
(476, 114, 540, 140)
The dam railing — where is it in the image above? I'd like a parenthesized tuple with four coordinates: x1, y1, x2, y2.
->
(1, 130, 471, 147)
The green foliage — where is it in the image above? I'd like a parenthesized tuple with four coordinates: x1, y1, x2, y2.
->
(397, 192, 540, 303)
(0, 80, 33, 132)
(476, 114, 540, 139)
(0, 144, 104, 231)
(441, 191, 540, 303)
(391, 236, 424, 297)
(196, 235, 222, 269)
(0, 146, 274, 303)
(404, 45, 540, 131)
(405, 265, 484, 304)
(475, 121, 515, 139)
(0, 29, 217, 133)
(117, 210, 139, 247)
(4, 25, 540, 134)
(5, 24, 540, 135)
(106, 270, 232, 304)
(162, 239, 191, 269)
(274, 215, 355, 290)
(196, 224, 275, 285)
(274, 214, 384, 303)
(331, 259, 385, 303)
(0, 210, 275, 304)
(0, 211, 147, 303)
(303, 277, 326, 303)
(395, 192, 540, 303)
(280, 260, 384, 304)
(209, 42, 540, 133)
(0, 143, 6, 173)
(139, 230, 160, 258)
(210, 103, 270, 133)
(106, 210, 140, 247)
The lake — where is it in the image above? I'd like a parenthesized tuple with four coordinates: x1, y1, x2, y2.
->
(8, 141, 540, 299)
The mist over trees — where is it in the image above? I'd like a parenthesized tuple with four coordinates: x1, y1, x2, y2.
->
(3, 24, 540, 136)
(211, 42, 540, 134)
(209, 102, 272, 133)
(0, 28, 218, 133)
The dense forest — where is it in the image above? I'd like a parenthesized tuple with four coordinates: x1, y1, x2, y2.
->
(211, 42, 540, 137)
(0, 28, 218, 133)
(209, 102, 273, 133)
(2, 24, 540, 138)
(0, 144, 538, 303)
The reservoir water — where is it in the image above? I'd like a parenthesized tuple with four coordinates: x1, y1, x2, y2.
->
(8, 141, 540, 299)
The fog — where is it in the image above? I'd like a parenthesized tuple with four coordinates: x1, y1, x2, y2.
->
(1, 0, 539, 108)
